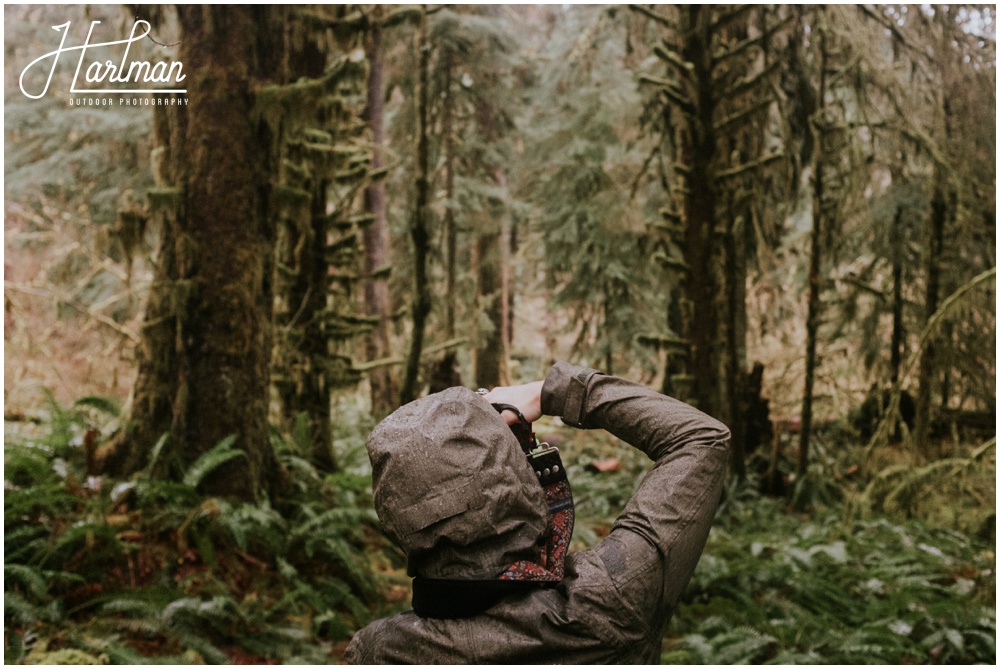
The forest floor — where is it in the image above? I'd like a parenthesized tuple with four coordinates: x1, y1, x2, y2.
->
(4, 398, 995, 665)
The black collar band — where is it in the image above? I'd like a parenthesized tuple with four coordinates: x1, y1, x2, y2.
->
(411, 577, 541, 619)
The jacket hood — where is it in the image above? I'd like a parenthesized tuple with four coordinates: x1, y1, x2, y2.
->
(367, 387, 548, 580)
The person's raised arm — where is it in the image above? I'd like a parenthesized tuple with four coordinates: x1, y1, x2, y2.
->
(539, 361, 730, 631)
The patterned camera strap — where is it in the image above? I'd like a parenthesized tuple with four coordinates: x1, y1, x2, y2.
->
(490, 403, 575, 583)
(499, 470, 574, 582)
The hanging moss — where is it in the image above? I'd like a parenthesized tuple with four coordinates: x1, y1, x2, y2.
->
(147, 188, 182, 215)
(260, 10, 377, 470)
(333, 164, 367, 183)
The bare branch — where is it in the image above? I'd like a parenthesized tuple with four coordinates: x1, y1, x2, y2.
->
(713, 13, 794, 68)
(713, 97, 773, 134)
(638, 74, 696, 115)
(722, 59, 781, 98)
(716, 152, 785, 180)
(627, 4, 674, 28)
(711, 5, 756, 34)
(654, 42, 694, 78)
(5, 282, 141, 343)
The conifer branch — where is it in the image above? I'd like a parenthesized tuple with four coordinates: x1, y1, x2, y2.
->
(648, 82, 697, 116)
(722, 60, 781, 99)
(712, 5, 755, 34)
(301, 10, 367, 31)
(713, 98, 773, 134)
(716, 153, 784, 180)
(654, 43, 694, 78)
(627, 4, 674, 28)
(713, 14, 794, 68)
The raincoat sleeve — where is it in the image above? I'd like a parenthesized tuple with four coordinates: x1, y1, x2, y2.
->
(541, 361, 730, 633)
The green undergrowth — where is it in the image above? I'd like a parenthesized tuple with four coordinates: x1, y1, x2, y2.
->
(4, 393, 399, 665)
(660, 481, 995, 664)
(5, 403, 995, 664)
(546, 424, 995, 665)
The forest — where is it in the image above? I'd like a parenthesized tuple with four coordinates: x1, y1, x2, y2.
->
(3, 3, 995, 664)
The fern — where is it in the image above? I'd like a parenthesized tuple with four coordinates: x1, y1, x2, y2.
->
(214, 499, 288, 555)
(182, 434, 245, 488)
(74, 395, 121, 417)
(710, 627, 778, 664)
(42, 522, 123, 572)
(4, 592, 46, 626)
(666, 493, 995, 664)
(144, 432, 170, 477)
(5, 563, 50, 600)
(4, 523, 51, 563)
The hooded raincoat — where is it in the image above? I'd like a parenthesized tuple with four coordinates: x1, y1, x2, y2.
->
(345, 361, 730, 664)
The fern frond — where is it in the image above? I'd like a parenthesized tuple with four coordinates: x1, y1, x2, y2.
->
(3, 592, 45, 625)
(161, 595, 243, 635)
(182, 435, 245, 488)
(4, 564, 49, 600)
(215, 501, 288, 554)
(74, 395, 121, 417)
(4, 524, 50, 563)
(711, 626, 778, 664)
(4, 445, 55, 486)
(145, 432, 170, 477)
(43, 522, 123, 570)
(4, 483, 77, 522)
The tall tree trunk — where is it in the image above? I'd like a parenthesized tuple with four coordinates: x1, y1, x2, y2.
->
(915, 181, 947, 447)
(725, 206, 747, 482)
(799, 18, 826, 479)
(400, 7, 433, 405)
(363, 7, 399, 417)
(915, 14, 956, 449)
(681, 6, 721, 417)
(890, 206, 904, 386)
(272, 13, 339, 471)
(475, 230, 502, 388)
(442, 51, 458, 341)
(497, 169, 512, 385)
(114, 7, 280, 500)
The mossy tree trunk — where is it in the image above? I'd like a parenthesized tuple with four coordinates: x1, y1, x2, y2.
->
(475, 230, 502, 389)
(363, 6, 399, 418)
(915, 181, 948, 448)
(798, 13, 827, 479)
(400, 7, 433, 405)
(442, 49, 459, 342)
(680, 6, 722, 419)
(643, 4, 785, 438)
(119, 7, 283, 500)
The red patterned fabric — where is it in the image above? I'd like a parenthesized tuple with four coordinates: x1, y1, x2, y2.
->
(500, 479, 574, 582)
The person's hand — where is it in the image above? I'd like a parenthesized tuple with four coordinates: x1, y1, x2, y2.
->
(482, 380, 544, 425)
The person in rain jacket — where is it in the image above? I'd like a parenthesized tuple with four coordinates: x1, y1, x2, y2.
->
(345, 361, 730, 663)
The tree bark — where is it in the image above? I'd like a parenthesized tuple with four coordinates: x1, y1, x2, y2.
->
(915, 182, 947, 447)
(475, 230, 502, 388)
(363, 6, 399, 417)
(442, 50, 459, 341)
(799, 16, 826, 479)
(400, 7, 433, 405)
(497, 169, 512, 385)
(115, 6, 281, 500)
(680, 6, 722, 417)
(890, 206, 904, 386)
(725, 205, 747, 482)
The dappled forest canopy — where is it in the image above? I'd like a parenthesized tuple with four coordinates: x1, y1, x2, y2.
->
(4, 4, 996, 665)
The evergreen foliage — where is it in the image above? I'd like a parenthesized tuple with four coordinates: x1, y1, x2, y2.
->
(4, 4, 995, 665)
(4, 395, 391, 664)
(518, 5, 664, 376)
(662, 486, 995, 664)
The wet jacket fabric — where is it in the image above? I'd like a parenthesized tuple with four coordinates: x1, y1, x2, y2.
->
(345, 362, 730, 664)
